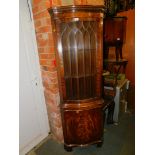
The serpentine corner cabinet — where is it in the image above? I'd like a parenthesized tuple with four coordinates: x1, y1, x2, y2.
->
(48, 5, 106, 151)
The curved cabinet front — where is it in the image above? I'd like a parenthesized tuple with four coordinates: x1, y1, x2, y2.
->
(48, 5, 105, 151)
(61, 99, 105, 147)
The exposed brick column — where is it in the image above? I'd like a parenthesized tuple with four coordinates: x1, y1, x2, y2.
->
(32, 0, 63, 142)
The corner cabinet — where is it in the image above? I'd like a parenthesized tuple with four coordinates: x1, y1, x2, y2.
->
(48, 5, 106, 151)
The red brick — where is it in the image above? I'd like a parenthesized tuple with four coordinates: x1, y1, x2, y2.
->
(54, 127, 64, 142)
(36, 33, 43, 39)
(40, 59, 55, 66)
(43, 80, 50, 88)
(33, 0, 51, 9)
(46, 47, 55, 53)
(34, 20, 42, 28)
(32, 6, 39, 15)
(39, 53, 55, 59)
(42, 65, 54, 72)
(38, 48, 45, 53)
(46, 18, 51, 25)
(36, 26, 52, 33)
(41, 65, 47, 71)
(53, 116, 62, 128)
(49, 84, 59, 93)
(40, 18, 52, 27)
(49, 83, 59, 91)
(49, 103, 59, 113)
(46, 86, 58, 94)
(50, 71, 58, 79)
(39, 47, 55, 53)
(50, 78, 58, 84)
(33, 0, 42, 5)
(42, 65, 56, 72)
(48, 33, 53, 40)
(41, 70, 52, 77)
(48, 40, 54, 47)
(45, 0, 51, 8)
(40, 18, 47, 26)
(37, 33, 54, 47)
(33, 11, 50, 20)
(38, 39, 48, 47)
(36, 34, 48, 47)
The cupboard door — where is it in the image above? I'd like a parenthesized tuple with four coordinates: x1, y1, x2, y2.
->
(63, 108, 104, 145)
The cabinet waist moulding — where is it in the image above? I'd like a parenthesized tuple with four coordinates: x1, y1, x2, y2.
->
(48, 5, 106, 151)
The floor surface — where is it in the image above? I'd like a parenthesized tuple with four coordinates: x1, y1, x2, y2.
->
(33, 112, 134, 155)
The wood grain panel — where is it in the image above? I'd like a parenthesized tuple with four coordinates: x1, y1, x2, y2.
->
(63, 108, 103, 144)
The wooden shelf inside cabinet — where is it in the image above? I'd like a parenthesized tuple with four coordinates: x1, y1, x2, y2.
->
(48, 5, 106, 151)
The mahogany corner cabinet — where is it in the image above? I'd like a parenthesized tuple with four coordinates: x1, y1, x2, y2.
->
(48, 5, 106, 151)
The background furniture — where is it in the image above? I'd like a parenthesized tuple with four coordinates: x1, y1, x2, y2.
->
(102, 59, 128, 125)
(48, 5, 106, 151)
(103, 17, 127, 60)
(104, 59, 128, 85)
(113, 79, 130, 123)
(102, 16, 128, 125)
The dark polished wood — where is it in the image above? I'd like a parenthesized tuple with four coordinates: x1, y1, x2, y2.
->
(103, 17, 127, 60)
(104, 17, 127, 45)
(48, 5, 105, 15)
(48, 5, 105, 151)
(61, 100, 104, 145)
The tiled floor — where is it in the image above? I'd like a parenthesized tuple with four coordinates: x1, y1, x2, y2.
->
(28, 112, 134, 155)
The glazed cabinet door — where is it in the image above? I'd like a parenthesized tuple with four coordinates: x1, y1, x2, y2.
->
(59, 21, 99, 100)
(49, 7, 104, 102)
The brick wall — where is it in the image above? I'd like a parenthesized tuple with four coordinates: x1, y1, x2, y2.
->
(32, 0, 105, 143)
(32, 0, 63, 143)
